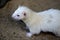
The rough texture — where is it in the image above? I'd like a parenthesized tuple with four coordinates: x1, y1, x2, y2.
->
(0, 0, 60, 40)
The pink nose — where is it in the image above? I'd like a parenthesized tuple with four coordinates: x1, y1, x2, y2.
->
(11, 15, 14, 18)
(11, 15, 20, 21)
(11, 15, 15, 20)
(11, 14, 16, 20)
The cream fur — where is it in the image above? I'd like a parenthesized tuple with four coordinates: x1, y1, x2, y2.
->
(12, 6, 60, 37)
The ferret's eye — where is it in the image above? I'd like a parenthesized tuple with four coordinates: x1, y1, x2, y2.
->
(17, 15, 20, 17)
(24, 13, 26, 16)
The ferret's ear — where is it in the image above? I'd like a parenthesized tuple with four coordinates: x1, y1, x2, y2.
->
(23, 12, 26, 16)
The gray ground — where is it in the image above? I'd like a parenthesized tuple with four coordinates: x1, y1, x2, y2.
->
(0, 0, 60, 40)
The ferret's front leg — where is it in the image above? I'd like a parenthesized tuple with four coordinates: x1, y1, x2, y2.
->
(26, 32, 33, 37)
(26, 28, 41, 37)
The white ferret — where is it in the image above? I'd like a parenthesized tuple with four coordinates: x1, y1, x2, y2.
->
(12, 6, 60, 37)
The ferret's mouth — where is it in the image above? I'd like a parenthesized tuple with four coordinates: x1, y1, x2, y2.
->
(11, 17, 19, 21)
(11, 17, 20, 21)
(13, 19, 20, 21)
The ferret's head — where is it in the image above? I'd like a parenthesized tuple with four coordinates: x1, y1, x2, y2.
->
(12, 6, 31, 21)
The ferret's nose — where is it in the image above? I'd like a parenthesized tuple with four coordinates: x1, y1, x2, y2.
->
(11, 15, 15, 19)
(11, 14, 15, 18)
(11, 15, 18, 21)
(11, 15, 16, 21)
(11, 15, 14, 18)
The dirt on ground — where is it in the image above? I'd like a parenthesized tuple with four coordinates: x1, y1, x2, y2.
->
(0, 0, 60, 40)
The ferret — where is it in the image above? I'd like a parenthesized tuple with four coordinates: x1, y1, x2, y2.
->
(12, 6, 60, 37)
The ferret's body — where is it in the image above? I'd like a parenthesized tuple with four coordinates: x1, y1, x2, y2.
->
(12, 6, 60, 37)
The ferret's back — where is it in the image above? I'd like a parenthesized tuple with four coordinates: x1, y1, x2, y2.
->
(38, 9, 60, 32)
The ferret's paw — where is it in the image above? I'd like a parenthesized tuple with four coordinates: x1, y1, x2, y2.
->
(26, 32, 33, 37)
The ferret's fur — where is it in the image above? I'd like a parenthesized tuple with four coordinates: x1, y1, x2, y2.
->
(12, 6, 60, 37)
